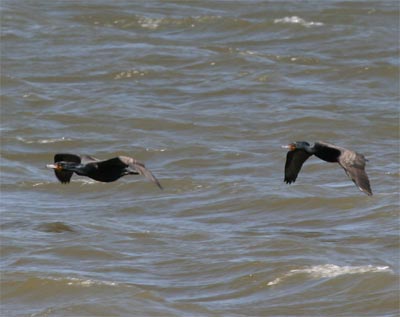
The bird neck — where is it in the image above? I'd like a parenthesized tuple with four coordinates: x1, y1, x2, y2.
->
(303, 143, 316, 154)
(62, 162, 86, 174)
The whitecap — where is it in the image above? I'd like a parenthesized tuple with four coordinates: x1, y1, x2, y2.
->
(290, 264, 391, 278)
(32, 182, 48, 187)
(51, 276, 120, 287)
(66, 277, 117, 287)
(146, 147, 167, 152)
(75, 178, 97, 185)
(17, 136, 71, 144)
(138, 16, 162, 30)
(268, 264, 391, 286)
(274, 16, 324, 27)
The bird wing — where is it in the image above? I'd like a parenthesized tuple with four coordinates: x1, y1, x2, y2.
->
(53, 153, 81, 184)
(118, 156, 163, 189)
(95, 156, 163, 189)
(54, 153, 81, 164)
(315, 141, 346, 152)
(80, 155, 100, 164)
(284, 149, 313, 184)
(338, 151, 372, 196)
(313, 141, 342, 163)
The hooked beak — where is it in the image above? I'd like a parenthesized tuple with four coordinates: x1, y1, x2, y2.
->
(46, 163, 62, 171)
(281, 144, 296, 151)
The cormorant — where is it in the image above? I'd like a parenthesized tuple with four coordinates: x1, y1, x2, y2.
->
(46, 153, 162, 189)
(282, 141, 372, 196)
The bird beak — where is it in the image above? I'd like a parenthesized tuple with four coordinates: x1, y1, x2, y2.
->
(281, 144, 296, 151)
(46, 163, 62, 171)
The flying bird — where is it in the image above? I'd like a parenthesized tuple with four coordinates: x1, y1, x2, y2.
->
(46, 153, 162, 189)
(282, 141, 372, 196)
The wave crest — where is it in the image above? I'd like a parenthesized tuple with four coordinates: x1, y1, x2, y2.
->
(274, 16, 324, 27)
(268, 264, 391, 286)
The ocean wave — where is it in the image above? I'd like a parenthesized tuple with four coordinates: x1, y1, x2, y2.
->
(16, 136, 72, 144)
(137, 16, 164, 30)
(63, 277, 119, 287)
(267, 264, 392, 286)
(274, 16, 324, 27)
(32, 178, 97, 187)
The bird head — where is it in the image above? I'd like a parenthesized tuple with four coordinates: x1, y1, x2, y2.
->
(282, 141, 310, 151)
(46, 161, 77, 171)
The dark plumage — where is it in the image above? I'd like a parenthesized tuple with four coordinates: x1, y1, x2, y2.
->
(283, 141, 372, 196)
(46, 153, 162, 189)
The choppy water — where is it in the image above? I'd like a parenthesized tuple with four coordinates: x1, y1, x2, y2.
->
(1, 1, 399, 316)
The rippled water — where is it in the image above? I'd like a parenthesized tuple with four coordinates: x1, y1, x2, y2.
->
(1, 1, 399, 316)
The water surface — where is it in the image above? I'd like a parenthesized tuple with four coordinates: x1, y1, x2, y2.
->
(1, 1, 399, 316)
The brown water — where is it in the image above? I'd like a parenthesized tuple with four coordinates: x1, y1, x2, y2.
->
(1, 1, 399, 316)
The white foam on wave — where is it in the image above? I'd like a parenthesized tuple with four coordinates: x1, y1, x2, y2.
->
(32, 179, 96, 187)
(66, 277, 117, 287)
(17, 136, 71, 144)
(146, 147, 167, 152)
(75, 178, 97, 185)
(32, 182, 49, 187)
(51, 276, 121, 287)
(267, 264, 392, 286)
(290, 264, 391, 278)
(138, 16, 163, 30)
(274, 16, 324, 27)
